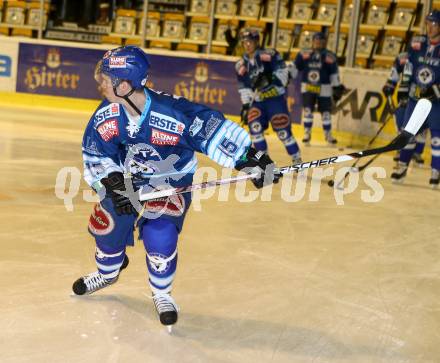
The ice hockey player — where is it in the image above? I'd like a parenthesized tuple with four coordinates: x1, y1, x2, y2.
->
(235, 28, 302, 164)
(391, 10, 440, 187)
(382, 52, 426, 165)
(289, 32, 345, 146)
(72, 46, 279, 331)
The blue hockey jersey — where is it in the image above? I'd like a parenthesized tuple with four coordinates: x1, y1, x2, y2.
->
(82, 89, 251, 191)
(403, 35, 440, 101)
(290, 48, 340, 97)
(386, 52, 408, 87)
(235, 48, 289, 104)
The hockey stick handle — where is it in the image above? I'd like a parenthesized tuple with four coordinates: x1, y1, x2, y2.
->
(138, 99, 431, 202)
(138, 131, 408, 202)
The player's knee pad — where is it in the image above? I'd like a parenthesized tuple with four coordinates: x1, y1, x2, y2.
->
(95, 242, 126, 280)
(276, 129, 296, 146)
(142, 219, 178, 293)
(146, 247, 177, 293)
(249, 120, 263, 135)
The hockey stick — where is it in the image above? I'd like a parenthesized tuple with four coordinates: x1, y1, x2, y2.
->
(137, 99, 431, 202)
(327, 95, 397, 187)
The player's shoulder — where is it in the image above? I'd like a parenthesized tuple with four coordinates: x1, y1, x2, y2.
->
(299, 48, 313, 59)
(396, 52, 409, 64)
(410, 35, 427, 51)
(323, 50, 337, 63)
(258, 48, 277, 61)
(235, 58, 247, 74)
(92, 100, 122, 128)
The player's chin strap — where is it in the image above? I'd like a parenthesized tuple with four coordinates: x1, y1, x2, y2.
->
(113, 85, 143, 116)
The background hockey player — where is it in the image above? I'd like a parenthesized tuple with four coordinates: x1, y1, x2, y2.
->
(289, 32, 345, 146)
(73, 46, 279, 330)
(391, 10, 440, 187)
(235, 28, 302, 164)
(382, 52, 426, 165)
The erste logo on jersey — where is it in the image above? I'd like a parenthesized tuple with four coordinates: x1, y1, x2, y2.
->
(149, 111, 185, 135)
(97, 119, 119, 141)
(94, 103, 120, 125)
(151, 128, 180, 146)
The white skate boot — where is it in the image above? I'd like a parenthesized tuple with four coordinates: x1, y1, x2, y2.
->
(429, 169, 440, 189)
(391, 162, 408, 184)
(292, 152, 302, 165)
(152, 292, 179, 333)
(324, 130, 337, 145)
(72, 255, 129, 295)
(302, 128, 311, 146)
(412, 153, 425, 167)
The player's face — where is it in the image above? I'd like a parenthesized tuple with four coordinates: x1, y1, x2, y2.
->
(95, 73, 118, 102)
(426, 20, 440, 40)
(312, 38, 325, 50)
(242, 39, 258, 55)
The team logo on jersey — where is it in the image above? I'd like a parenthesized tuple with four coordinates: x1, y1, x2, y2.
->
(126, 118, 140, 138)
(416, 66, 435, 86)
(109, 56, 127, 68)
(189, 116, 204, 137)
(307, 70, 320, 83)
(151, 128, 180, 146)
(149, 111, 185, 135)
(94, 103, 120, 125)
(88, 203, 115, 236)
(97, 119, 119, 142)
(218, 137, 238, 157)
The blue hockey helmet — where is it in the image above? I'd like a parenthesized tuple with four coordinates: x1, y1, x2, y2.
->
(426, 9, 440, 24)
(97, 46, 150, 89)
(239, 28, 260, 43)
(312, 32, 326, 41)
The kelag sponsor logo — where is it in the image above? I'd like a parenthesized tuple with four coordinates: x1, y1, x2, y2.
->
(150, 129, 180, 146)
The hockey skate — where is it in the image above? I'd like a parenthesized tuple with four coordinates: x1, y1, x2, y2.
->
(302, 128, 311, 146)
(292, 153, 302, 165)
(391, 162, 408, 184)
(72, 255, 129, 295)
(412, 153, 425, 167)
(429, 169, 440, 189)
(324, 130, 337, 146)
(152, 292, 179, 333)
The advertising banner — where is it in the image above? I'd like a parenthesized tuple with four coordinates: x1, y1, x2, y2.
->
(15, 42, 303, 121)
(16, 43, 104, 99)
(334, 68, 393, 142)
(0, 38, 19, 92)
